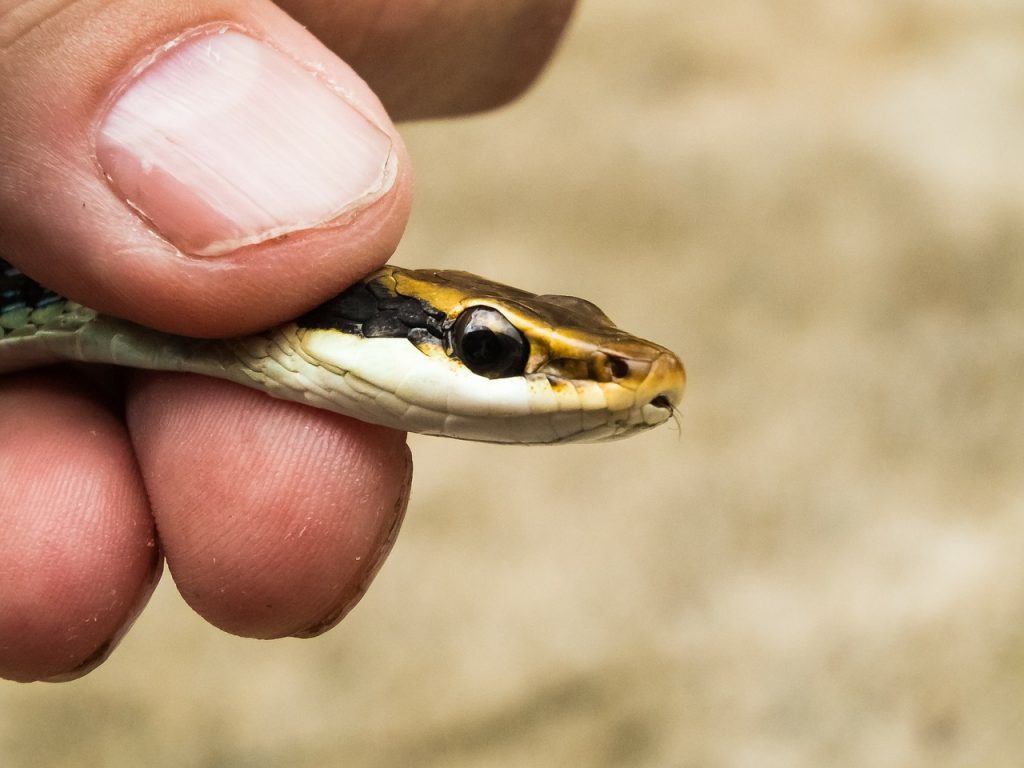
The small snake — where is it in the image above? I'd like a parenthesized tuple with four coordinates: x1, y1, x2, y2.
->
(0, 260, 685, 444)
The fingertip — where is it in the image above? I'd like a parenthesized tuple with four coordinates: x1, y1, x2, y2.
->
(278, 0, 579, 119)
(0, 370, 159, 683)
(290, 442, 413, 638)
(127, 373, 411, 638)
(41, 545, 163, 683)
(1, 2, 413, 337)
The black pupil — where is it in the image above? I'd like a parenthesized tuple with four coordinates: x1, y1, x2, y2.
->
(452, 307, 528, 378)
(463, 330, 502, 365)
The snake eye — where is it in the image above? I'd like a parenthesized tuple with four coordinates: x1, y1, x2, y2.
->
(451, 306, 529, 379)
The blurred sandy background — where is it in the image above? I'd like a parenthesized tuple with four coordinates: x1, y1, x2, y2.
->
(4, 1, 1024, 765)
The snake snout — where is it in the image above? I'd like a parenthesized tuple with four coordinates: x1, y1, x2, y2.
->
(639, 352, 686, 409)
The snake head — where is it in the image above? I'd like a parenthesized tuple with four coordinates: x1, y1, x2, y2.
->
(293, 267, 685, 443)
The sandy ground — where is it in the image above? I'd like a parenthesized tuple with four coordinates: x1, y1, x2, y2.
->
(4, 1, 1024, 766)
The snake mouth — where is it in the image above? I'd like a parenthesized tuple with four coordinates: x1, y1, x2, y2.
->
(651, 394, 673, 411)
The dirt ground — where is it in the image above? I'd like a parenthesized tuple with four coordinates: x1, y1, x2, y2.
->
(4, 1, 1024, 766)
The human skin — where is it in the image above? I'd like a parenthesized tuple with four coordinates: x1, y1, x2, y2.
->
(0, 0, 576, 683)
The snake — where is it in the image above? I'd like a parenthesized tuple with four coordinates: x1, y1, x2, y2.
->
(0, 259, 685, 444)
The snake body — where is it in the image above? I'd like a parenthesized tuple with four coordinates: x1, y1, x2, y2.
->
(0, 260, 685, 444)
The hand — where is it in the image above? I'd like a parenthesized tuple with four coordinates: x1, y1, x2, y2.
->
(0, 0, 575, 682)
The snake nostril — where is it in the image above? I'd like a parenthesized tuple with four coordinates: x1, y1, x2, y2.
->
(651, 395, 673, 410)
(608, 356, 630, 379)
